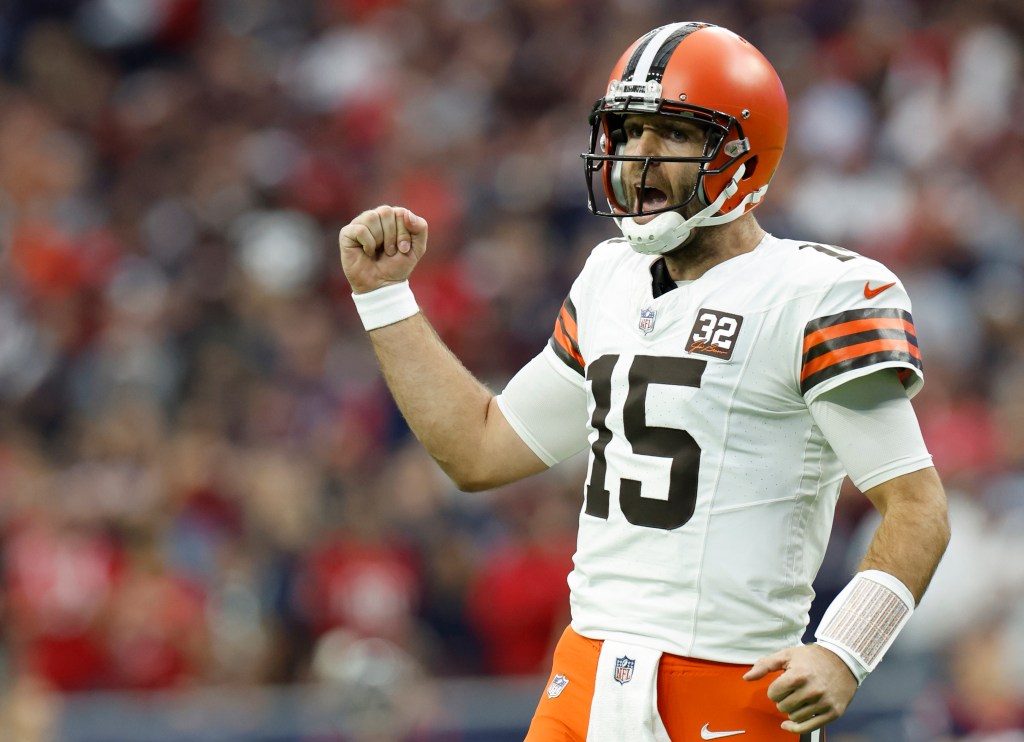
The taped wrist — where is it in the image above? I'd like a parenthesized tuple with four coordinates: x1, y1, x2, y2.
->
(814, 569, 915, 685)
(351, 281, 419, 331)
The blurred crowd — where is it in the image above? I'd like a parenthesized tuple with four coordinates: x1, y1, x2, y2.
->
(0, 0, 1023, 739)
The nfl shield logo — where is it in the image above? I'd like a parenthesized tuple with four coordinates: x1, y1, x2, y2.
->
(546, 674, 569, 698)
(638, 307, 656, 335)
(614, 656, 635, 685)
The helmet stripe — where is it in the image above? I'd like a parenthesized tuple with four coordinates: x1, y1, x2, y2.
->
(629, 22, 708, 84)
(649, 23, 713, 81)
(621, 27, 662, 82)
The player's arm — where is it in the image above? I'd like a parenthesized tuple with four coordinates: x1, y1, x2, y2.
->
(365, 313, 548, 490)
(746, 370, 950, 733)
(751, 471, 949, 735)
(857, 467, 948, 601)
(338, 205, 568, 491)
(810, 371, 950, 603)
(811, 372, 950, 604)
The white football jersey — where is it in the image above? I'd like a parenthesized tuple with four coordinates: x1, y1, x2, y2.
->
(499, 233, 925, 664)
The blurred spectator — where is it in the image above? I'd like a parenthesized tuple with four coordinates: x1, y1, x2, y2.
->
(2, 504, 116, 691)
(465, 475, 577, 676)
(104, 528, 208, 690)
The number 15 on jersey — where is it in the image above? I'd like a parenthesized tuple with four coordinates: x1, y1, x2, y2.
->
(585, 354, 707, 531)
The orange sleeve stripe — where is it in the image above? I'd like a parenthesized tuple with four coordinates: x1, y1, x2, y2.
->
(558, 305, 579, 345)
(803, 317, 915, 353)
(801, 338, 921, 381)
(553, 317, 584, 369)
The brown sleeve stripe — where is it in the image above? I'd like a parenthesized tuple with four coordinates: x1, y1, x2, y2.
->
(801, 308, 922, 394)
(803, 337, 921, 380)
(549, 296, 584, 376)
(803, 316, 915, 355)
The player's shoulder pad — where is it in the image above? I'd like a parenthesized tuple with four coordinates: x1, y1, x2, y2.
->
(588, 236, 632, 262)
(579, 237, 645, 280)
(796, 240, 921, 401)
(776, 238, 881, 277)
(772, 238, 902, 299)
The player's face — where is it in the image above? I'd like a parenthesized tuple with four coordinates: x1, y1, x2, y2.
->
(620, 114, 705, 225)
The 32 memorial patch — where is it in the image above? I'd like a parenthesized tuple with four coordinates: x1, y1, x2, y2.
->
(687, 308, 743, 360)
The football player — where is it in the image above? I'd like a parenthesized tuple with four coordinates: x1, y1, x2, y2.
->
(338, 22, 950, 741)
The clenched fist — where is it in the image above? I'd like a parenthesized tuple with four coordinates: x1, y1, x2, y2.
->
(339, 205, 428, 294)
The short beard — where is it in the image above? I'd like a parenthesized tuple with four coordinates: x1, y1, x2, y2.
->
(661, 184, 716, 260)
(662, 221, 721, 263)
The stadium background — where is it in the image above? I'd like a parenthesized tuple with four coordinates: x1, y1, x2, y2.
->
(0, 0, 1022, 739)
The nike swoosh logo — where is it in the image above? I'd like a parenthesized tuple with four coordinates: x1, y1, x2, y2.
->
(701, 724, 746, 739)
(863, 281, 896, 299)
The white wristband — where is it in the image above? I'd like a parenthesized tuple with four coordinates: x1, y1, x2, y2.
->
(814, 570, 915, 685)
(351, 281, 419, 331)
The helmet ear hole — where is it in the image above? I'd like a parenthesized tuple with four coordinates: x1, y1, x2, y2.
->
(603, 114, 626, 148)
(741, 156, 758, 180)
(610, 128, 626, 147)
(604, 115, 629, 210)
(704, 129, 724, 156)
(609, 143, 628, 208)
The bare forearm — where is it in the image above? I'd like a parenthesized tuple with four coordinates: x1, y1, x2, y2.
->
(368, 314, 545, 490)
(859, 467, 950, 603)
(369, 314, 492, 478)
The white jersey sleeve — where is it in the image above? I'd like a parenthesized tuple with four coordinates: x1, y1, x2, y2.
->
(808, 370, 933, 491)
(799, 254, 924, 404)
(495, 345, 589, 466)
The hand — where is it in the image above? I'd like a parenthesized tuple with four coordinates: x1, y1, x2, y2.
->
(339, 205, 428, 294)
(743, 644, 858, 734)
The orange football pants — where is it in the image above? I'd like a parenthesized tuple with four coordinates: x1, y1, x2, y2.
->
(525, 626, 826, 742)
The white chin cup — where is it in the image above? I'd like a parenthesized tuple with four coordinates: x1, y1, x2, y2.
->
(614, 164, 759, 256)
(617, 211, 692, 255)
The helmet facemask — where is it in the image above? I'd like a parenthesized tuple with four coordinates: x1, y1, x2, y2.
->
(583, 94, 747, 222)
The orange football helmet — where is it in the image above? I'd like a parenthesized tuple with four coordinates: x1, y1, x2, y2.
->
(582, 23, 788, 254)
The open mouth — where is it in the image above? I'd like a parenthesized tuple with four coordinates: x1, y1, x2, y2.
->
(636, 186, 669, 213)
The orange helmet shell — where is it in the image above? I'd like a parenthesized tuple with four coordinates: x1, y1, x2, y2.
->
(587, 23, 788, 218)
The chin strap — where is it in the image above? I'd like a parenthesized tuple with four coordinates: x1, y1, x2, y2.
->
(615, 164, 767, 256)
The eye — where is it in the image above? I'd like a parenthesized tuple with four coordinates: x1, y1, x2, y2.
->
(625, 123, 645, 139)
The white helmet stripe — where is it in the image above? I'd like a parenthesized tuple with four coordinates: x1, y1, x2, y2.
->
(628, 22, 692, 83)
(621, 27, 662, 81)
